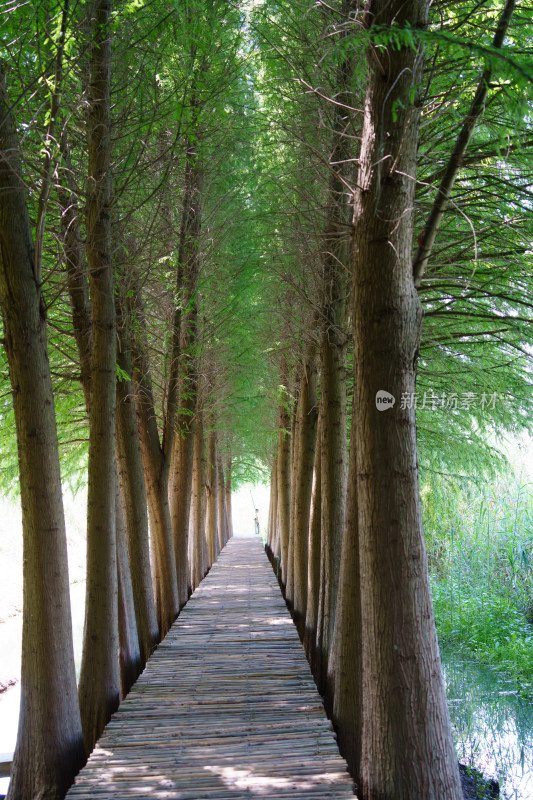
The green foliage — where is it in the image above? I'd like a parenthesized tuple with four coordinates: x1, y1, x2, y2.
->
(413, 0, 533, 477)
(370, 20, 533, 85)
(434, 583, 533, 688)
(370, 24, 418, 53)
(0, 0, 532, 502)
(230, 455, 271, 490)
(425, 468, 533, 687)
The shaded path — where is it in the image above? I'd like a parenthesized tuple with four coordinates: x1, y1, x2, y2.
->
(67, 537, 355, 798)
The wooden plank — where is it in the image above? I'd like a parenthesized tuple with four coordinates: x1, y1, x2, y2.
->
(0, 753, 12, 778)
(66, 538, 356, 799)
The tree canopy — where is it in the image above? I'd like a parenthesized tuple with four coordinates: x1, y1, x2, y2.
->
(1, 0, 531, 489)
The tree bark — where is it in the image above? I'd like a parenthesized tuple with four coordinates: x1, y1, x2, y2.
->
(303, 414, 322, 668)
(291, 348, 318, 636)
(216, 450, 227, 552)
(189, 406, 207, 589)
(285, 384, 299, 606)
(170, 137, 203, 605)
(58, 133, 92, 405)
(205, 425, 219, 563)
(115, 476, 142, 697)
(327, 408, 362, 778)
(224, 453, 234, 541)
(115, 309, 159, 663)
(272, 457, 282, 568)
(0, 64, 86, 800)
(276, 383, 291, 585)
(313, 10, 353, 688)
(77, 0, 121, 752)
(170, 273, 198, 605)
(59, 138, 146, 689)
(352, 2, 462, 796)
(214, 457, 220, 559)
(266, 460, 277, 555)
(171, 419, 195, 606)
(130, 287, 179, 636)
(128, 125, 204, 625)
(315, 318, 348, 695)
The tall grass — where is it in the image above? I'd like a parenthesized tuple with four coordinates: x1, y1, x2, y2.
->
(423, 471, 533, 687)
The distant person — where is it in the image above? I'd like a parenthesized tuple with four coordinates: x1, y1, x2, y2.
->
(254, 509, 260, 535)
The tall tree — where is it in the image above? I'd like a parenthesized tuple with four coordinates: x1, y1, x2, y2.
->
(58, 151, 144, 690)
(170, 131, 203, 607)
(313, 3, 353, 691)
(289, 343, 319, 635)
(189, 400, 208, 588)
(275, 366, 292, 583)
(0, 64, 86, 800)
(205, 422, 219, 563)
(216, 450, 228, 551)
(345, 0, 462, 796)
(130, 281, 180, 635)
(77, 0, 121, 752)
(115, 283, 160, 662)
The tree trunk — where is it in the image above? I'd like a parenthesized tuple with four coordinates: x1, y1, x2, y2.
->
(271, 458, 282, 568)
(115, 476, 142, 697)
(216, 451, 227, 553)
(303, 414, 322, 670)
(313, 3, 353, 692)
(189, 407, 207, 589)
(130, 288, 179, 636)
(116, 313, 159, 663)
(169, 140, 202, 603)
(170, 323, 197, 605)
(205, 425, 219, 563)
(59, 137, 148, 689)
(201, 420, 210, 574)
(327, 408, 362, 778)
(352, 2, 462, 796)
(291, 349, 318, 636)
(78, 0, 121, 752)
(315, 319, 347, 695)
(0, 64, 86, 800)
(171, 418, 195, 606)
(285, 386, 299, 606)
(58, 133, 92, 405)
(214, 458, 220, 559)
(224, 453, 233, 541)
(266, 460, 277, 555)
(276, 396, 291, 585)
(145, 467, 179, 636)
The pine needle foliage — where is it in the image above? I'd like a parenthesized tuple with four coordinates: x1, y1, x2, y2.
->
(0, 0, 532, 491)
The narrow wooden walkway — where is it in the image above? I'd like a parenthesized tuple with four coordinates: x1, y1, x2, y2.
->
(67, 537, 355, 799)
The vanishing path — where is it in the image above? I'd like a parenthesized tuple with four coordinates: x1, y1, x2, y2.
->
(67, 537, 355, 799)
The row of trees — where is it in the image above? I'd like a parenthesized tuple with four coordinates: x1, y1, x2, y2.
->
(0, 0, 532, 799)
(260, 0, 532, 797)
(0, 1, 247, 797)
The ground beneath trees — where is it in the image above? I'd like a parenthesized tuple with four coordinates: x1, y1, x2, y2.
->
(460, 764, 499, 799)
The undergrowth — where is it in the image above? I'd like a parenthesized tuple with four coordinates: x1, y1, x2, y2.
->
(423, 468, 533, 689)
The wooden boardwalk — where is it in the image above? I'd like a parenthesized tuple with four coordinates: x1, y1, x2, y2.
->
(67, 537, 355, 799)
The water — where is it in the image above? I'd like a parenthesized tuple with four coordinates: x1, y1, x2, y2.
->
(442, 647, 533, 799)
